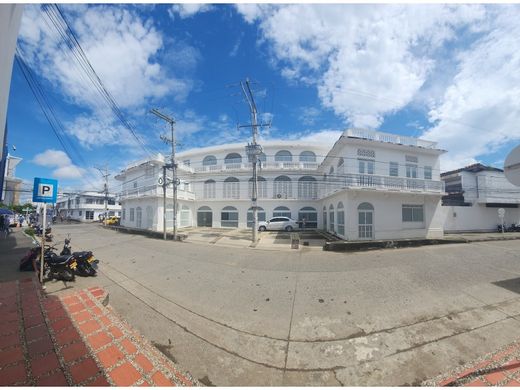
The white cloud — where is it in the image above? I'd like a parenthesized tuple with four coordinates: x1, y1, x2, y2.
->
(32, 149, 86, 179)
(19, 5, 188, 110)
(236, 4, 486, 128)
(169, 4, 213, 19)
(65, 114, 138, 149)
(423, 7, 520, 171)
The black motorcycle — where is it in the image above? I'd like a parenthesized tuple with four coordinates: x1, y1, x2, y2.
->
(33, 224, 53, 242)
(60, 236, 98, 277)
(19, 243, 76, 281)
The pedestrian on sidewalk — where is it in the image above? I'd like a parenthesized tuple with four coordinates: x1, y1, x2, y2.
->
(0, 214, 9, 238)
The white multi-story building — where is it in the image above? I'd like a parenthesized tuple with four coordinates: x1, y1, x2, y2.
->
(55, 191, 121, 222)
(442, 163, 520, 232)
(115, 128, 446, 240)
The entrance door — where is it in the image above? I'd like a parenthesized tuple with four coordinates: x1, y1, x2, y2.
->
(197, 207, 213, 227)
(358, 202, 374, 239)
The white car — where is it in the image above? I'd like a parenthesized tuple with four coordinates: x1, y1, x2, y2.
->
(258, 217, 299, 232)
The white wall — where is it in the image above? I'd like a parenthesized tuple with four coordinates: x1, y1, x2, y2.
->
(321, 190, 444, 240)
(444, 204, 520, 233)
(0, 5, 23, 161)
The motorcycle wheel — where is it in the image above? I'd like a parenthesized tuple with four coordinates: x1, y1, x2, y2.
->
(59, 269, 75, 281)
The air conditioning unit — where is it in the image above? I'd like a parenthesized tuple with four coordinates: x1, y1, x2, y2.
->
(276, 193, 282, 199)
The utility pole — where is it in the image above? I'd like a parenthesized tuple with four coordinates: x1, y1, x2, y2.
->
(95, 165, 110, 227)
(239, 78, 270, 244)
(150, 109, 177, 240)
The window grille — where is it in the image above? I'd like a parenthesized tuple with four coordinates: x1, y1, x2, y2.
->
(357, 149, 375, 158)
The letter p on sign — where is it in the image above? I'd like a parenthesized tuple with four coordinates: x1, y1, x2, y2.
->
(33, 178, 58, 203)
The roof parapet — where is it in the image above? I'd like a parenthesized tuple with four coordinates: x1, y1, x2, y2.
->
(345, 128, 438, 149)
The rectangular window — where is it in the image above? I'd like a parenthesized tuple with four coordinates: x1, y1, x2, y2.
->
(402, 205, 424, 222)
(79, 211, 82, 216)
(85, 211, 94, 220)
(122, 209, 126, 220)
(130, 208, 135, 222)
(358, 159, 374, 174)
(424, 166, 432, 180)
(389, 162, 399, 177)
(85, 198, 94, 204)
(406, 164, 418, 178)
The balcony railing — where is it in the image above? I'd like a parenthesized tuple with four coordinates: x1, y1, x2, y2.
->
(194, 161, 319, 173)
(319, 173, 444, 198)
(346, 128, 438, 149)
(119, 185, 195, 200)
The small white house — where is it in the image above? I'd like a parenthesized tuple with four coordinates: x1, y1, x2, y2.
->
(55, 191, 121, 222)
(442, 163, 520, 232)
(115, 128, 447, 240)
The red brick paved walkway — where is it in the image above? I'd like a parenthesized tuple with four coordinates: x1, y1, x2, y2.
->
(426, 341, 520, 386)
(0, 276, 196, 386)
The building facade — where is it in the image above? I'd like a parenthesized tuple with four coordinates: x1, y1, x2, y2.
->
(55, 191, 121, 222)
(116, 129, 446, 240)
(1, 153, 22, 206)
(442, 163, 520, 232)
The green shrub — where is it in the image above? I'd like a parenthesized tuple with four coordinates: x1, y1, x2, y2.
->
(24, 228, 35, 238)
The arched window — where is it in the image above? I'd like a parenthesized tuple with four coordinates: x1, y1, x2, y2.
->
(180, 205, 191, 227)
(358, 202, 374, 239)
(223, 177, 240, 199)
(221, 206, 239, 228)
(258, 152, 267, 162)
(247, 207, 266, 228)
(329, 204, 335, 232)
(203, 155, 217, 166)
(298, 176, 317, 199)
(337, 202, 345, 237)
(322, 206, 327, 229)
(299, 151, 316, 162)
(197, 206, 212, 227)
(224, 153, 242, 165)
(248, 176, 267, 198)
(273, 175, 292, 198)
(273, 206, 291, 218)
(204, 179, 216, 199)
(275, 150, 293, 162)
(298, 207, 317, 229)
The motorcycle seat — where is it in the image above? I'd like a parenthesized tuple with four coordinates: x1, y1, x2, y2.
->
(73, 251, 92, 259)
(45, 253, 73, 265)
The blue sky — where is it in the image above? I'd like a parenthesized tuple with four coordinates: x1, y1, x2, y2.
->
(7, 3, 520, 197)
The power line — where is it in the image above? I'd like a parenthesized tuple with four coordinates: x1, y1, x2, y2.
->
(41, 4, 156, 160)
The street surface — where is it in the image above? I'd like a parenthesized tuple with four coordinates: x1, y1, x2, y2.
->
(42, 223, 520, 386)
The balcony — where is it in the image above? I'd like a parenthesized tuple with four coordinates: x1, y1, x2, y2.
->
(319, 173, 444, 198)
(119, 185, 195, 201)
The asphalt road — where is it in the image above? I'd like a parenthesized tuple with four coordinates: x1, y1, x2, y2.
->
(44, 223, 520, 386)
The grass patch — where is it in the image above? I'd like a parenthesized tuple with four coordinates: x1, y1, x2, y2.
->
(24, 227, 35, 238)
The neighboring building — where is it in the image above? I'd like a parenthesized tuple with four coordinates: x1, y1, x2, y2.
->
(55, 191, 121, 222)
(116, 128, 446, 240)
(1, 153, 22, 206)
(442, 163, 520, 232)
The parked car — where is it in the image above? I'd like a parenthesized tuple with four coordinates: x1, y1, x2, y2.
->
(258, 217, 299, 232)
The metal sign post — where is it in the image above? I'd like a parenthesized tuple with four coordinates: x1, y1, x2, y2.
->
(498, 208, 505, 233)
(32, 177, 58, 286)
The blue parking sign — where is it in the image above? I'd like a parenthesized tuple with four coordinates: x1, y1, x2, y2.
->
(32, 177, 58, 203)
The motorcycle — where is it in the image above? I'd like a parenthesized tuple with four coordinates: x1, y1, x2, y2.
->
(19, 242, 77, 281)
(60, 236, 98, 277)
(33, 224, 53, 242)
